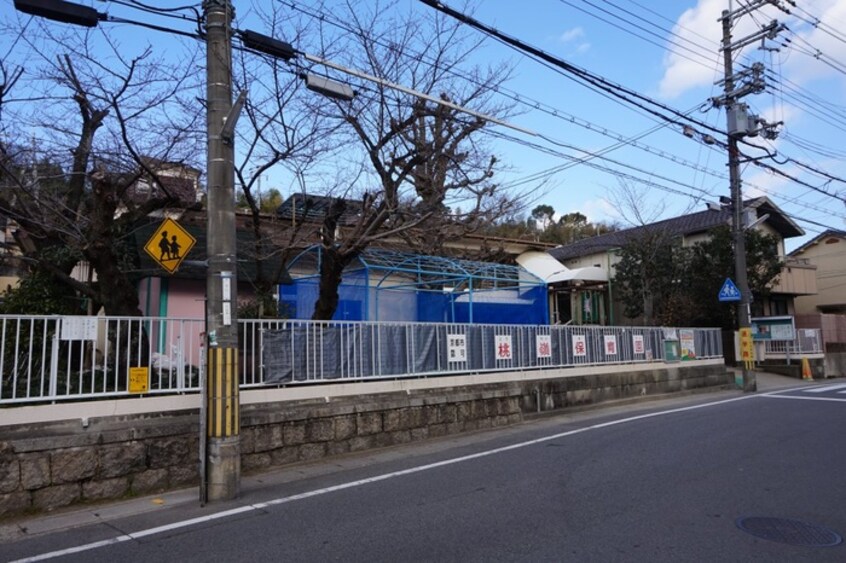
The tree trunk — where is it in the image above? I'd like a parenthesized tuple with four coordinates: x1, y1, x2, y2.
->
(312, 248, 355, 321)
(88, 249, 143, 316)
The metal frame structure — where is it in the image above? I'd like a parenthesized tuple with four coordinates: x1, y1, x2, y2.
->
(285, 246, 548, 323)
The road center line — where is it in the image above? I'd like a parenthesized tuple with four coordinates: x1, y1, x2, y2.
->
(13, 393, 758, 562)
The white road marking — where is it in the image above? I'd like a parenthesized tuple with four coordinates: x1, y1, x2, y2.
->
(761, 394, 846, 403)
(12, 393, 761, 562)
(803, 383, 846, 394)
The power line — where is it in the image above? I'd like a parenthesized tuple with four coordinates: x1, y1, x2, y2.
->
(292, 0, 844, 222)
(416, 0, 728, 138)
(556, 0, 718, 70)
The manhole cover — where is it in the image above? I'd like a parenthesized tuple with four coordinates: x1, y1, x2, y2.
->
(736, 517, 843, 547)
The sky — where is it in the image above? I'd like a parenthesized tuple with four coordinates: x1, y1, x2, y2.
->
(465, 0, 846, 250)
(2, 0, 845, 252)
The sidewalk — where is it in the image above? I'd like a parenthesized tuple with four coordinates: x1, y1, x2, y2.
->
(730, 367, 833, 392)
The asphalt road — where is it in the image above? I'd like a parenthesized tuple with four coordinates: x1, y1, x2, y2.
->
(3, 379, 845, 562)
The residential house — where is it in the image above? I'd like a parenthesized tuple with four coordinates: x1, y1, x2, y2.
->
(534, 197, 816, 325)
(124, 158, 202, 209)
(791, 229, 846, 315)
(789, 230, 846, 360)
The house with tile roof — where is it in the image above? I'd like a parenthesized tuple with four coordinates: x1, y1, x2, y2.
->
(527, 197, 817, 325)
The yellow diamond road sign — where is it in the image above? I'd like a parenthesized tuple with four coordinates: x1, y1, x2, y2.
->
(144, 218, 197, 274)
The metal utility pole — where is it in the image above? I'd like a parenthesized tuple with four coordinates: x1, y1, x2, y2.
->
(718, 3, 785, 393)
(203, 0, 240, 501)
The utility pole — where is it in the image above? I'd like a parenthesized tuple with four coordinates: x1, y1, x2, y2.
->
(717, 2, 785, 393)
(720, 10, 754, 392)
(203, 0, 240, 501)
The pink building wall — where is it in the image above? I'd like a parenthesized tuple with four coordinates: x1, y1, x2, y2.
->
(138, 277, 258, 371)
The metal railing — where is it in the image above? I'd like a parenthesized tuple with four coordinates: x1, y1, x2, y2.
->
(0, 315, 204, 405)
(257, 320, 723, 384)
(764, 328, 823, 356)
(0, 314, 723, 406)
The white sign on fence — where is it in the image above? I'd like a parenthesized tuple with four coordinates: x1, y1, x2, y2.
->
(572, 334, 587, 357)
(679, 329, 696, 361)
(632, 334, 645, 355)
(604, 335, 618, 356)
(495, 334, 513, 360)
(60, 316, 98, 341)
(536, 334, 552, 358)
(447, 334, 467, 363)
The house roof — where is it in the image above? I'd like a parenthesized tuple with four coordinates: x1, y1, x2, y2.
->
(788, 229, 846, 257)
(276, 194, 364, 225)
(133, 221, 291, 284)
(550, 197, 804, 261)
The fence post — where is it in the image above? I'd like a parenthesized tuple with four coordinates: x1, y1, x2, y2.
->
(48, 322, 60, 399)
(176, 332, 185, 390)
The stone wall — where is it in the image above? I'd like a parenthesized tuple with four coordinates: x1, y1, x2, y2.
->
(759, 357, 826, 379)
(1, 363, 731, 519)
(0, 416, 199, 518)
(824, 352, 845, 378)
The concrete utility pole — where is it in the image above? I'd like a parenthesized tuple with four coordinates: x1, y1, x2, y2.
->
(718, 2, 785, 393)
(720, 11, 754, 392)
(203, 0, 240, 501)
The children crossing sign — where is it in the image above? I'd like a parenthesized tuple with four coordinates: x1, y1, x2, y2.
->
(144, 218, 197, 274)
(718, 278, 741, 302)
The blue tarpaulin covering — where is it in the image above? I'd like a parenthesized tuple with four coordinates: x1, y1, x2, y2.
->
(281, 247, 548, 324)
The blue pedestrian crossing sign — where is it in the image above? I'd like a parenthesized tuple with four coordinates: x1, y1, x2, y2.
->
(718, 278, 741, 302)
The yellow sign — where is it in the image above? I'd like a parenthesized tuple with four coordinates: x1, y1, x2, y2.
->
(739, 327, 755, 370)
(128, 366, 149, 394)
(144, 218, 197, 274)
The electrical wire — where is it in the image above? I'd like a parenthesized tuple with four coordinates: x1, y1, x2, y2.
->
(287, 0, 845, 222)
(416, 0, 728, 138)
(556, 0, 718, 69)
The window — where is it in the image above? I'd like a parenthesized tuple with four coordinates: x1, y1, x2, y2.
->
(770, 297, 788, 316)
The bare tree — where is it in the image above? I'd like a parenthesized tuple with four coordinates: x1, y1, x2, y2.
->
(0, 21, 204, 315)
(222, 4, 357, 318)
(297, 0, 522, 319)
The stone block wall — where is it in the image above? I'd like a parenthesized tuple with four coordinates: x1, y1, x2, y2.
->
(1, 363, 730, 519)
(0, 418, 199, 518)
(237, 390, 524, 474)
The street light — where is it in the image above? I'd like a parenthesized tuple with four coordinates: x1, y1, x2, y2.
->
(13, 0, 104, 27)
(303, 73, 356, 101)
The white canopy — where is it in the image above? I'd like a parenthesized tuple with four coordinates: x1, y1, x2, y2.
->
(517, 251, 607, 284)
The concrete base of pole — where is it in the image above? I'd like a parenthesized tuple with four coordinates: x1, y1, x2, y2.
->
(206, 436, 240, 501)
(743, 371, 757, 393)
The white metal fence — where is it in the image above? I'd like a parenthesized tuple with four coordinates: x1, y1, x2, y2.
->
(764, 328, 823, 357)
(0, 315, 722, 406)
(0, 315, 205, 405)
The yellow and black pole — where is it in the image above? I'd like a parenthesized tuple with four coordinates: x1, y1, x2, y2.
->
(203, 0, 240, 501)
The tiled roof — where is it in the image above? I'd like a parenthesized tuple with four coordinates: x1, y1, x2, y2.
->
(549, 208, 729, 261)
(789, 229, 846, 256)
(125, 176, 197, 206)
(276, 194, 363, 225)
(549, 197, 803, 261)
